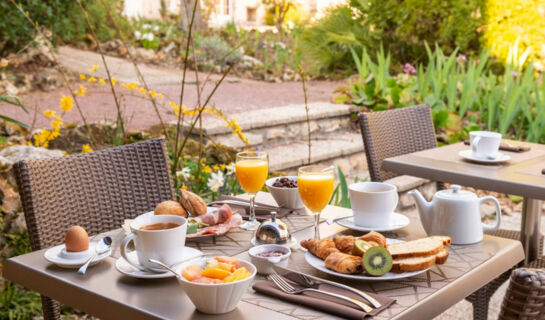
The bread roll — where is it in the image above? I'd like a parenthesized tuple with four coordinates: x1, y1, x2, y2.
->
(154, 200, 187, 217)
(179, 190, 207, 216)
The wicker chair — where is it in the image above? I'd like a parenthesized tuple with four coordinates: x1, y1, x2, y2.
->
(13, 138, 175, 320)
(358, 105, 530, 320)
(499, 266, 545, 319)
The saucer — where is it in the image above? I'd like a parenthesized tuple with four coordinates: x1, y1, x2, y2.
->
(336, 212, 410, 232)
(115, 247, 202, 279)
(44, 242, 112, 269)
(458, 150, 510, 164)
(251, 236, 298, 249)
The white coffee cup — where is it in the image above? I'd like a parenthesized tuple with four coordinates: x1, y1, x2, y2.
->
(349, 182, 398, 228)
(470, 131, 502, 158)
(121, 214, 187, 272)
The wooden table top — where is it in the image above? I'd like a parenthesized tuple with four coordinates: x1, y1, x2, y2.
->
(382, 140, 545, 200)
(3, 193, 524, 319)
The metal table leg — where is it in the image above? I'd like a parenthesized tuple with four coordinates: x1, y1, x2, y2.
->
(521, 198, 543, 265)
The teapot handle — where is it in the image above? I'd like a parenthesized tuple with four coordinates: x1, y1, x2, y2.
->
(480, 196, 502, 231)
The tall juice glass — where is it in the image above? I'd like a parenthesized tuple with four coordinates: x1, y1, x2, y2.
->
(235, 151, 268, 230)
(298, 165, 335, 239)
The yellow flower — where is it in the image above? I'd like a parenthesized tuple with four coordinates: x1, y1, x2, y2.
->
(169, 101, 176, 107)
(139, 87, 146, 94)
(81, 144, 93, 153)
(149, 90, 156, 97)
(43, 109, 56, 118)
(213, 165, 220, 171)
(0, 59, 8, 68)
(157, 93, 164, 99)
(119, 83, 127, 88)
(172, 104, 181, 116)
(79, 74, 86, 80)
(203, 166, 212, 174)
(220, 164, 226, 170)
(127, 83, 138, 90)
(111, 77, 117, 85)
(98, 78, 105, 85)
(73, 84, 86, 97)
(88, 65, 99, 73)
(181, 185, 188, 191)
(59, 95, 73, 112)
(88, 77, 97, 83)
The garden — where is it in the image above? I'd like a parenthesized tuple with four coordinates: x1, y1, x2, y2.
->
(1, 0, 545, 319)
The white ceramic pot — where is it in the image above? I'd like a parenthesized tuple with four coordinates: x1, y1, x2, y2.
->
(175, 258, 256, 314)
(266, 176, 305, 209)
(248, 244, 291, 275)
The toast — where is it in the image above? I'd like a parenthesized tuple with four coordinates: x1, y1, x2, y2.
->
(391, 248, 449, 273)
(387, 237, 444, 259)
(430, 235, 452, 246)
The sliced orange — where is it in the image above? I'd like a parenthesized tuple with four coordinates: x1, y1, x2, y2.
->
(182, 264, 203, 281)
(214, 256, 238, 265)
(201, 267, 230, 280)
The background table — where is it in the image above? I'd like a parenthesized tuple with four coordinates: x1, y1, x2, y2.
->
(3, 193, 524, 319)
(382, 140, 545, 264)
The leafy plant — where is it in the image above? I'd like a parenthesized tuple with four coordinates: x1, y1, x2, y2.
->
(0, 95, 29, 128)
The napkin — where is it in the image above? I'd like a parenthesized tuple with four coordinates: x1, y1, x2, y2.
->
(212, 195, 292, 221)
(253, 278, 395, 319)
(463, 140, 530, 152)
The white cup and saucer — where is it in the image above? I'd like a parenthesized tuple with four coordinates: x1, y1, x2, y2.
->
(459, 131, 510, 163)
(335, 182, 409, 232)
(115, 214, 202, 279)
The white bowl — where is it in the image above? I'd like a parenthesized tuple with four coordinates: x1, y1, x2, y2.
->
(266, 176, 304, 209)
(248, 244, 291, 275)
(174, 258, 256, 314)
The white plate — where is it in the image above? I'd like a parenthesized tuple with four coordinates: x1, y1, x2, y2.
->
(305, 238, 428, 281)
(336, 212, 410, 232)
(44, 242, 112, 269)
(115, 247, 202, 279)
(459, 150, 510, 164)
(251, 236, 298, 249)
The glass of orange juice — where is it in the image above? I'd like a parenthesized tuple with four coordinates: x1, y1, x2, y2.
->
(298, 165, 335, 239)
(235, 151, 269, 230)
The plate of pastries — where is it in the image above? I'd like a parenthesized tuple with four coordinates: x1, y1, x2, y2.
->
(301, 231, 451, 281)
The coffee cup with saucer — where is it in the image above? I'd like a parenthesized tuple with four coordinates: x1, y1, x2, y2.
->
(348, 182, 400, 229)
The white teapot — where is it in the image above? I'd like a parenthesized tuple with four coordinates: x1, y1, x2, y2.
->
(409, 185, 502, 244)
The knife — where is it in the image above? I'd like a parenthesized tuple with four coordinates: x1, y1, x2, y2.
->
(208, 199, 280, 211)
(273, 265, 382, 308)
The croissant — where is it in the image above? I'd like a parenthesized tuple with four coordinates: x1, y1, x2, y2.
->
(301, 238, 339, 260)
(358, 231, 386, 248)
(324, 252, 363, 274)
(333, 235, 355, 254)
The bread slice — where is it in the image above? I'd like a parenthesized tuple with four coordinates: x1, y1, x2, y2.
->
(387, 237, 444, 259)
(391, 248, 449, 273)
(430, 235, 452, 246)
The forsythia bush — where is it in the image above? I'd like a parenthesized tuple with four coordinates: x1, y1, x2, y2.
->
(483, 0, 545, 70)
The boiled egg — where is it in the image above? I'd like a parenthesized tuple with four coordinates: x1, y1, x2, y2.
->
(65, 226, 89, 252)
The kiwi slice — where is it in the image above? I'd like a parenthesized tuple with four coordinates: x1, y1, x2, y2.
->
(353, 239, 374, 256)
(362, 246, 393, 276)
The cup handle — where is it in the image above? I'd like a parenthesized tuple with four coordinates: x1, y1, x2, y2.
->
(471, 136, 481, 154)
(480, 196, 502, 231)
(120, 233, 148, 272)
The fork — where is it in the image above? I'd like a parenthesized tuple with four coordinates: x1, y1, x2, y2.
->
(269, 272, 372, 312)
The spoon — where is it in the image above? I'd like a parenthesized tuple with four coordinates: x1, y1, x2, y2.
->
(148, 259, 181, 279)
(325, 215, 352, 225)
(77, 236, 112, 275)
(267, 256, 282, 264)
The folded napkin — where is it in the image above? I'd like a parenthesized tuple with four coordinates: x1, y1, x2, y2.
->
(211, 195, 292, 221)
(463, 140, 530, 152)
(253, 277, 395, 319)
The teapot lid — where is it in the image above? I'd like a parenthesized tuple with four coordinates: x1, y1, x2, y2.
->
(435, 185, 477, 201)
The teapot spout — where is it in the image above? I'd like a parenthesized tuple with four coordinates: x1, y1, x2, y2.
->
(408, 189, 433, 233)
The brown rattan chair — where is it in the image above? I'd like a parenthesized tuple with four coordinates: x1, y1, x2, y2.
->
(499, 265, 545, 319)
(13, 138, 175, 320)
(358, 104, 533, 320)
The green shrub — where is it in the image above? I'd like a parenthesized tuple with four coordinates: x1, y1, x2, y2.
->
(0, 0, 131, 56)
(298, 0, 485, 75)
(192, 36, 242, 69)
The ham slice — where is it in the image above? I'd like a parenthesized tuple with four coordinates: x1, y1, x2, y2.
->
(193, 204, 233, 225)
(187, 213, 242, 238)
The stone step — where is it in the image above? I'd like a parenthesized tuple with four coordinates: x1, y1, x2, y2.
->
(264, 131, 365, 173)
(183, 102, 355, 148)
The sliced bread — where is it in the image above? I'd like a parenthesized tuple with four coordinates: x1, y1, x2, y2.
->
(430, 235, 452, 246)
(387, 237, 444, 259)
(391, 248, 449, 273)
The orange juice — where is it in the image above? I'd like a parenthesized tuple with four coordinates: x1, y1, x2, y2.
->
(235, 159, 268, 193)
(298, 174, 335, 212)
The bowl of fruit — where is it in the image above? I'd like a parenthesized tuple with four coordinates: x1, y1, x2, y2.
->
(175, 256, 256, 314)
(266, 176, 305, 210)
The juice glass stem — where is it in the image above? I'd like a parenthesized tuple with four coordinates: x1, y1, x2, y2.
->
(314, 211, 321, 240)
(240, 193, 260, 230)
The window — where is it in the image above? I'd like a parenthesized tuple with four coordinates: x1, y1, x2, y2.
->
(246, 7, 256, 22)
(223, 0, 230, 15)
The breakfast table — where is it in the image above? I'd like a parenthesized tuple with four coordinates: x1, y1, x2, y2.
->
(4, 193, 524, 319)
(382, 140, 545, 264)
